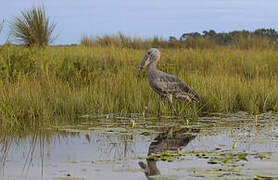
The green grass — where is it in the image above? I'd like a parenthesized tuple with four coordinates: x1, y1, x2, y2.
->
(0, 45, 278, 128)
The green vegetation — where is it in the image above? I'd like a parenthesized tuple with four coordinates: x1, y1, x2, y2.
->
(81, 29, 278, 49)
(0, 45, 277, 129)
(10, 6, 56, 47)
(147, 151, 182, 161)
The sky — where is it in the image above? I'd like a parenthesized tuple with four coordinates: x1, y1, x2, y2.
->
(1, 0, 278, 45)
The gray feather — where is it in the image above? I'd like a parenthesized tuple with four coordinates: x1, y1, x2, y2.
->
(148, 70, 199, 102)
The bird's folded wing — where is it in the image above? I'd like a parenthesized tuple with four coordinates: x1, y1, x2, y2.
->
(151, 73, 199, 101)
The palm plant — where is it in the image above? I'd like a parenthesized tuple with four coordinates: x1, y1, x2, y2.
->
(10, 7, 56, 46)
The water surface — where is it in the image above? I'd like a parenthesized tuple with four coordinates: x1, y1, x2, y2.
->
(1, 112, 278, 179)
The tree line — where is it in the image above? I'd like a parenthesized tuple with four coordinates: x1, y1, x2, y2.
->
(172, 28, 278, 45)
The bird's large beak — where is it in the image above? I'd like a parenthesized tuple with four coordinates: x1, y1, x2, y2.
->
(138, 55, 150, 71)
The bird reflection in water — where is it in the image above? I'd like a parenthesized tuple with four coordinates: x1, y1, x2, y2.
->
(139, 127, 199, 179)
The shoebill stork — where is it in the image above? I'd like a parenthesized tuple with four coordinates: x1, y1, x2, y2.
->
(138, 48, 200, 117)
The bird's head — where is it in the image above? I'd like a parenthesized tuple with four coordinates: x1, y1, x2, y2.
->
(138, 48, 160, 70)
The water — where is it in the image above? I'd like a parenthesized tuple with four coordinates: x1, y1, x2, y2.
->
(1, 112, 278, 180)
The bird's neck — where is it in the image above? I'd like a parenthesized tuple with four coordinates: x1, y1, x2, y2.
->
(146, 62, 160, 82)
(147, 61, 158, 73)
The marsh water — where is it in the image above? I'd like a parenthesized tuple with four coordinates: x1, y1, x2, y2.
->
(1, 112, 278, 180)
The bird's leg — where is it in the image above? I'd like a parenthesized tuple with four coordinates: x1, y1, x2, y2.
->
(167, 95, 178, 117)
(158, 96, 162, 119)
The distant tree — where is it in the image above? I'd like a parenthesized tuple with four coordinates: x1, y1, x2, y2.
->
(169, 36, 177, 42)
(175, 28, 278, 48)
(180, 32, 201, 41)
(202, 30, 208, 37)
(208, 30, 216, 37)
(202, 30, 216, 38)
(180, 33, 190, 41)
(215, 33, 233, 45)
(254, 28, 278, 41)
(10, 6, 56, 47)
(189, 32, 201, 38)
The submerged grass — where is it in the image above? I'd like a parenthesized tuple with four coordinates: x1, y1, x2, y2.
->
(0, 46, 278, 128)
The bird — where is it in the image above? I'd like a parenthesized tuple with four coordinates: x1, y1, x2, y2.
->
(138, 48, 200, 117)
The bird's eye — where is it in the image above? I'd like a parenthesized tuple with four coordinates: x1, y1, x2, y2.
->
(147, 52, 151, 55)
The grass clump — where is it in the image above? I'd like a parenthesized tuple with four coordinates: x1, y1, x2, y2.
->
(10, 6, 56, 47)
